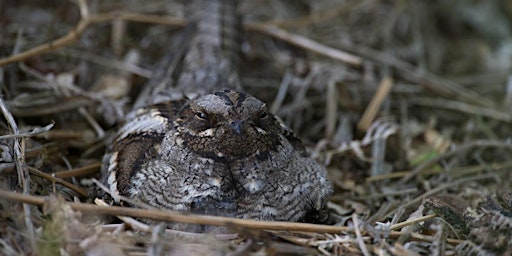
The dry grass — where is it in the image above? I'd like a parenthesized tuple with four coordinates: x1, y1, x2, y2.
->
(1, 0, 512, 255)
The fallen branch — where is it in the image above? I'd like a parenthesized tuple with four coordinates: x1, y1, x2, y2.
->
(0, 190, 349, 234)
(245, 23, 363, 67)
(0, 7, 185, 67)
(27, 167, 89, 197)
(0, 190, 466, 246)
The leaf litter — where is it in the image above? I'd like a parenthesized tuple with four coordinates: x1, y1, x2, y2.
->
(1, 0, 512, 255)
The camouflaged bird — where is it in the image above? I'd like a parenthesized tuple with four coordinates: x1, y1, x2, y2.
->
(101, 0, 332, 228)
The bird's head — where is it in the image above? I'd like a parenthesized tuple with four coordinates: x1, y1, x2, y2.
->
(175, 90, 282, 161)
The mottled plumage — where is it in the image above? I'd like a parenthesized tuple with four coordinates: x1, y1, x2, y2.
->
(101, 0, 332, 231)
(103, 90, 331, 223)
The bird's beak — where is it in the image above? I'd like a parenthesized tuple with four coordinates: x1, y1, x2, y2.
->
(230, 120, 243, 135)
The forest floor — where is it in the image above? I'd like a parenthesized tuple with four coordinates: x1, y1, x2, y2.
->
(1, 0, 512, 255)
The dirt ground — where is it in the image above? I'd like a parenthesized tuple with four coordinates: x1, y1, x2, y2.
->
(1, 0, 512, 255)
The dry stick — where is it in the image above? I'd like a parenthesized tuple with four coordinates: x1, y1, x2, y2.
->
(399, 140, 512, 184)
(335, 40, 494, 107)
(0, 191, 463, 245)
(351, 188, 418, 201)
(52, 162, 101, 179)
(367, 159, 512, 182)
(0, 122, 54, 139)
(97, 199, 239, 241)
(27, 167, 89, 197)
(0, 190, 349, 234)
(98, 203, 238, 240)
(111, 18, 126, 57)
(353, 214, 370, 256)
(0, 16, 91, 66)
(248, 24, 501, 114)
(389, 214, 436, 230)
(0, 12, 185, 67)
(17, 62, 106, 139)
(384, 173, 497, 222)
(325, 81, 338, 139)
(245, 23, 492, 107)
(58, 49, 152, 78)
(41, 129, 87, 140)
(254, 2, 357, 30)
(8, 96, 92, 117)
(245, 23, 363, 67)
(0, 96, 36, 249)
(411, 97, 512, 123)
(103, 12, 186, 26)
(270, 70, 292, 114)
(1, 13, 361, 69)
(99, 199, 167, 235)
(95, 199, 152, 233)
(388, 231, 463, 245)
(357, 77, 394, 131)
(0, 6, 491, 114)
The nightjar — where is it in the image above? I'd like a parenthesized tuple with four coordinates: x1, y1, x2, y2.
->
(100, 0, 332, 229)
(103, 89, 332, 222)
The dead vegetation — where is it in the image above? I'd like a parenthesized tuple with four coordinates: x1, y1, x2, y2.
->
(1, 0, 512, 255)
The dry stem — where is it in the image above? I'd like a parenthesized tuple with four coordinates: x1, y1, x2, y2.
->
(0, 190, 349, 234)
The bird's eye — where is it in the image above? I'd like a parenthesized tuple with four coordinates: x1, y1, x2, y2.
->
(259, 111, 268, 119)
(195, 112, 208, 120)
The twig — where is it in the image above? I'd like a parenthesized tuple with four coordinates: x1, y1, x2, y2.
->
(245, 22, 493, 108)
(98, 200, 238, 239)
(95, 199, 152, 233)
(0, 122, 54, 140)
(333, 39, 494, 107)
(411, 97, 512, 122)
(325, 81, 338, 139)
(27, 167, 89, 197)
(52, 162, 101, 179)
(351, 188, 418, 200)
(366, 159, 512, 182)
(357, 76, 394, 131)
(18, 61, 106, 138)
(389, 214, 436, 230)
(0, 10, 185, 67)
(8, 96, 93, 117)
(385, 173, 497, 220)
(0, 190, 466, 247)
(2, 5, 363, 71)
(388, 231, 463, 245)
(0, 95, 36, 249)
(270, 70, 292, 114)
(245, 23, 362, 67)
(399, 140, 512, 184)
(58, 49, 152, 78)
(0, 15, 91, 66)
(0, 190, 348, 234)
(353, 214, 370, 256)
